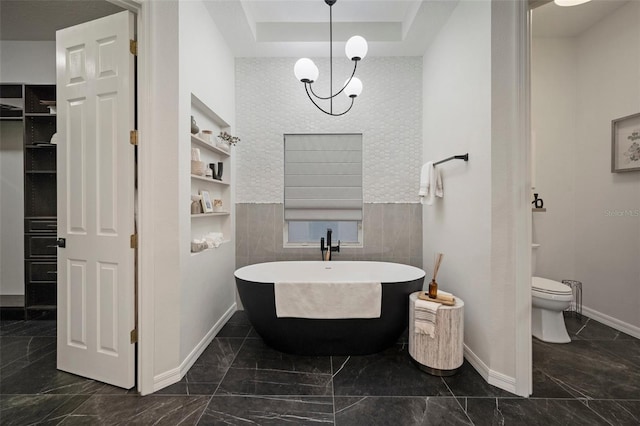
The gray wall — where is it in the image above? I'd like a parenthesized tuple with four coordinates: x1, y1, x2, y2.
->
(237, 203, 422, 269)
(0, 41, 55, 296)
(0, 121, 25, 295)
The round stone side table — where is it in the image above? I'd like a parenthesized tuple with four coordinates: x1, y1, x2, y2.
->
(408, 291, 464, 376)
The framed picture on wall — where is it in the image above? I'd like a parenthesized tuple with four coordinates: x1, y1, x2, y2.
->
(200, 190, 213, 213)
(611, 112, 640, 173)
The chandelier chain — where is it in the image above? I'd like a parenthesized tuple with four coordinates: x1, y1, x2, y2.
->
(294, 0, 366, 116)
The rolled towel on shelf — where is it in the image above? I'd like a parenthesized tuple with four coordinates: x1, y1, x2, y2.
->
(204, 232, 224, 248)
(435, 290, 455, 302)
(414, 299, 441, 337)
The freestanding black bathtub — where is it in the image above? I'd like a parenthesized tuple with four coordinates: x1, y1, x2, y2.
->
(234, 261, 425, 356)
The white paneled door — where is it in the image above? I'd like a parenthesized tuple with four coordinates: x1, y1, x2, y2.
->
(56, 11, 136, 389)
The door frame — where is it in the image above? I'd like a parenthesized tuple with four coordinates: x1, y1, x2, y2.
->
(515, 0, 533, 398)
(105, 0, 154, 395)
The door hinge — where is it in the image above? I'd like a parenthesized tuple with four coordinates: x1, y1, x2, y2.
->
(130, 130, 138, 146)
(130, 39, 138, 56)
(130, 329, 138, 344)
(130, 233, 138, 249)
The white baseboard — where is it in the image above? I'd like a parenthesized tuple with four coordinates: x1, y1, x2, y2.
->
(488, 369, 517, 394)
(152, 303, 237, 392)
(463, 344, 517, 395)
(463, 344, 490, 379)
(153, 367, 181, 392)
(581, 305, 640, 339)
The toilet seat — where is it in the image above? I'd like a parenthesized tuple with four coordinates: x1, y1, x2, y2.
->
(532, 277, 572, 297)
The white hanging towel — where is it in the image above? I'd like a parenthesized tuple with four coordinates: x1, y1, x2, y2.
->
(419, 162, 443, 205)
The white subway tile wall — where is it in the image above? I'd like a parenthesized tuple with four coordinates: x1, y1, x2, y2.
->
(234, 57, 423, 203)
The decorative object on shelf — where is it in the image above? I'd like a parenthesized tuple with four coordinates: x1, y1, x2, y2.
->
(293, 0, 367, 117)
(209, 163, 216, 179)
(204, 232, 224, 248)
(213, 199, 223, 212)
(205, 166, 213, 178)
(191, 160, 206, 176)
(200, 190, 213, 213)
(39, 100, 56, 115)
(191, 115, 199, 134)
(191, 148, 205, 175)
(200, 129, 213, 142)
(217, 131, 239, 151)
(428, 253, 444, 299)
(191, 232, 225, 253)
(216, 161, 224, 180)
(191, 240, 208, 253)
(191, 147, 201, 161)
(191, 195, 203, 214)
(611, 112, 640, 173)
(532, 193, 544, 209)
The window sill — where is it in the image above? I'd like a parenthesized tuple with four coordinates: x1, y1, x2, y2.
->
(283, 242, 363, 249)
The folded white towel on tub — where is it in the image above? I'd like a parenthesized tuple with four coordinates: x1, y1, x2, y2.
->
(274, 281, 382, 319)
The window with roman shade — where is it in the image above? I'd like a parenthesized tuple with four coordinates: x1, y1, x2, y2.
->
(284, 133, 362, 220)
(284, 133, 363, 244)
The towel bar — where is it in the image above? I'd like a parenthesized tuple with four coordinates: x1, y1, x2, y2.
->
(433, 153, 469, 166)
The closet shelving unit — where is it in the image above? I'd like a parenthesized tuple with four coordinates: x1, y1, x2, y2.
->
(0, 83, 57, 319)
(24, 84, 57, 319)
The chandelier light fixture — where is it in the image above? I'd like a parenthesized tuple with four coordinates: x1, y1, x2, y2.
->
(293, 0, 368, 116)
(554, 0, 592, 6)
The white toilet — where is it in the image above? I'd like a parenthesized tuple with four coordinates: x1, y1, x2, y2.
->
(531, 244, 573, 343)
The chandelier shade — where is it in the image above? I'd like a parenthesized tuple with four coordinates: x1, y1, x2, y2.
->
(345, 36, 368, 61)
(294, 0, 366, 116)
(294, 58, 319, 83)
(343, 77, 362, 98)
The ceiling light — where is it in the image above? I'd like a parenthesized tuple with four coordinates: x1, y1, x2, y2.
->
(554, 0, 592, 6)
(293, 0, 367, 116)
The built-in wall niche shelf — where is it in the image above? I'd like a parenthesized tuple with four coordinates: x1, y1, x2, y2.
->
(190, 174, 230, 185)
(190, 134, 230, 157)
(189, 92, 232, 251)
(191, 212, 230, 218)
(532, 208, 547, 212)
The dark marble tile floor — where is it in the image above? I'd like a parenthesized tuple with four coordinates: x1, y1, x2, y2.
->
(1, 312, 639, 425)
